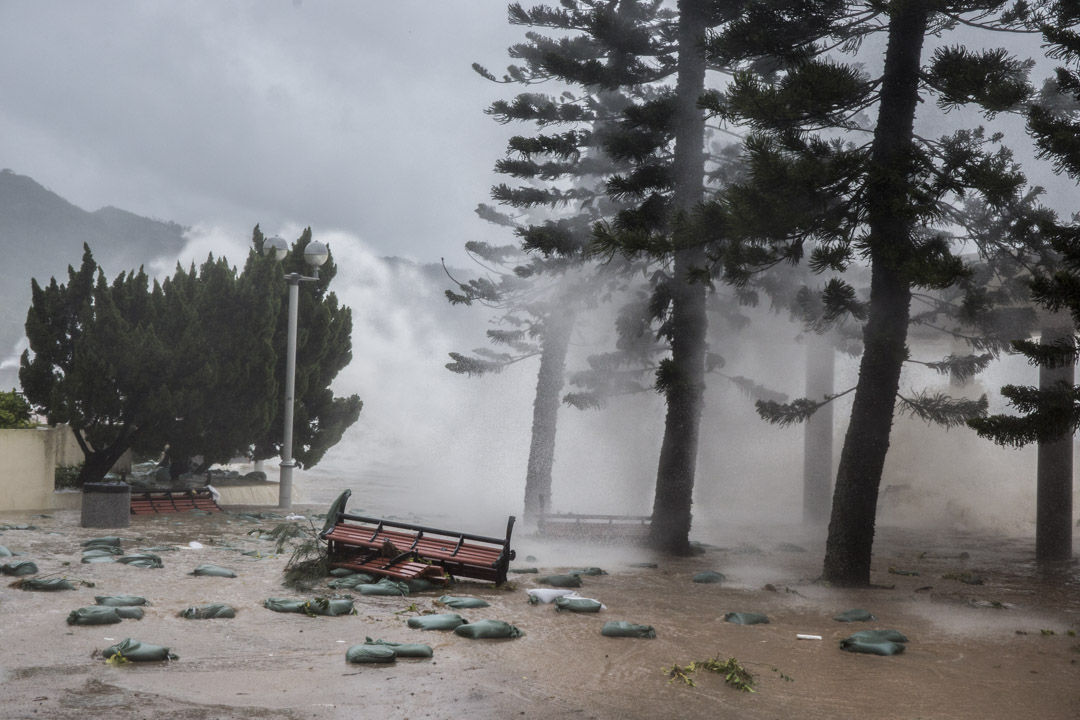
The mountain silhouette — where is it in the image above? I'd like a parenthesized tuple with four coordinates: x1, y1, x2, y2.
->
(0, 169, 188, 386)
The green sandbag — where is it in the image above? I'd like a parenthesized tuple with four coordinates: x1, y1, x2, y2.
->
(536, 574, 582, 588)
(724, 612, 769, 625)
(407, 613, 467, 631)
(693, 571, 726, 584)
(115, 606, 145, 619)
(82, 546, 123, 556)
(2, 560, 38, 576)
(82, 536, 122, 547)
(330, 567, 358, 577)
(180, 604, 236, 619)
(18, 577, 77, 591)
(834, 609, 876, 622)
(102, 638, 178, 662)
(81, 554, 117, 564)
(627, 562, 659, 569)
(438, 595, 490, 609)
(117, 553, 164, 569)
(139, 546, 179, 552)
(846, 629, 909, 644)
(453, 619, 525, 639)
(569, 567, 607, 576)
(191, 564, 237, 578)
(554, 597, 602, 613)
(345, 644, 396, 663)
(840, 638, 906, 656)
(0, 545, 13, 557)
(405, 578, 439, 593)
(327, 573, 377, 589)
(357, 579, 410, 596)
(96, 594, 149, 607)
(264, 597, 307, 614)
(601, 621, 656, 638)
(68, 606, 121, 626)
(510, 567, 539, 574)
(364, 637, 433, 658)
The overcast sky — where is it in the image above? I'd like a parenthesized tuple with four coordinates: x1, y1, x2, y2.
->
(0, 1, 527, 265)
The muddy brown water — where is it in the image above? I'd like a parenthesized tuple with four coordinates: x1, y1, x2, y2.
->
(0, 506, 1077, 719)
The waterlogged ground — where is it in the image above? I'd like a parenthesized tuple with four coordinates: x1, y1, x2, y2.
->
(0, 506, 1077, 720)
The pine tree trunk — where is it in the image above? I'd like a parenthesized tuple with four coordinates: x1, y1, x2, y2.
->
(649, 0, 708, 554)
(1036, 322, 1074, 561)
(822, 0, 928, 586)
(523, 306, 576, 525)
(803, 334, 834, 525)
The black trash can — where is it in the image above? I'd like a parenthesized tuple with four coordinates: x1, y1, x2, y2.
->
(81, 483, 131, 528)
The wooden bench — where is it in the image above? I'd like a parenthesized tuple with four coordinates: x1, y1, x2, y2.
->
(537, 512, 651, 543)
(130, 489, 222, 515)
(320, 491, 516, 585)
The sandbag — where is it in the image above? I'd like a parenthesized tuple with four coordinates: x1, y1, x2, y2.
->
(601, 621, 655, 638)
(330, 567, 358, 577)
(570, 567, 607, 577)
(96, 594, 149, 607)
(115, 606, 145, 620)
(554, 596, 603, 613)
(327, 573, 377, 589)
(264, 597, 307, 614)
(345, 644, 396, 664)
(116, 553, 163, 569)
(536, 574, 582, 588)
(510, 567, 539, 574)
(840, 638, 906, 656)
(191, 564, 237, 578)
(627, 562, 659, 569)
(407, 613, 466, 631)
(453, 619, 525, 639)
(527, 588, 579, 604)
(0, 545, 13, 557)
(405, 578, 439, 594)
(438, 595, 490, 609)
(81, 554, 117, 564)
(180, 604, 236, 619)
(357, 579, 410, 597)
(18, 577, 77, 591)
(102, 638, 178, 662)
(693, 571, 726, 584)
(724, 612, 769, 625)
(68, 606, 121, 625)
(364, 637, 433, 659)
(82, 536, 122, 548)
(1, 560, 38, 576)
(834, 609, 876, 622)
(845, 629, 909, 644)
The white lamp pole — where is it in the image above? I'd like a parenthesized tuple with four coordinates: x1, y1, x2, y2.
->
(263, 236, 329, 508)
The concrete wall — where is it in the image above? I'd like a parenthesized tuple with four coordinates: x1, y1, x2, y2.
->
(0, 426, 82, 511)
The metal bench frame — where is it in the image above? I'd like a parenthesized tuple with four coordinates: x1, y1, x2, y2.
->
(320, 493, 516, 585)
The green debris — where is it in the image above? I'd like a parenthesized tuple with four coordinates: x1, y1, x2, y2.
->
(665, 657, 755, 692)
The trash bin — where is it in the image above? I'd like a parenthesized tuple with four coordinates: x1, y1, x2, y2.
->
(81, 483, 131, 528)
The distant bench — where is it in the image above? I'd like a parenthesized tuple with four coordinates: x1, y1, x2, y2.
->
(320, 490, 516, 585)
(537, 512, 651, 543)
(130, 488, 222, 515)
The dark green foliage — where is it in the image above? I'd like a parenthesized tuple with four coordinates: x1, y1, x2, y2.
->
(0, 389, 32, 428)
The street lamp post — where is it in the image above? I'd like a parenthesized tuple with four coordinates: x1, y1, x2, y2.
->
(264, 236, 329, 508)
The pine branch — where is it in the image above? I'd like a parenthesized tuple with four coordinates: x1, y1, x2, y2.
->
(896, 391, 988, 428)
(910, 352, 995, 383)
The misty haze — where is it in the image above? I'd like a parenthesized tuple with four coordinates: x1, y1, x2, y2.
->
(0, 2, 1077, 719)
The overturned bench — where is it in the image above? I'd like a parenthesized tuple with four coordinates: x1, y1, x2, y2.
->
(130, 488, 222, 515)
(537, 512, 651, 543)
(320, 490, 516, 585)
